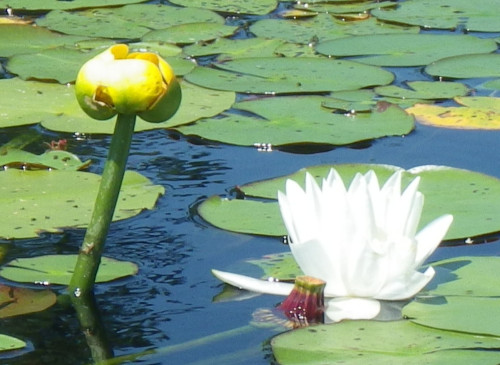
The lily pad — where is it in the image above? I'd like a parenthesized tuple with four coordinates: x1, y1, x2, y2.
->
(36, 4, 224, 39)
(0, 24, 87, 57)
(272, 320, 500, 364)
(41, 81, 235, 134)
(0, 169, 164, 239)
(0, 334, 26, 353)
(250, 14, 419, 45)
(0, 255, 138, 285)
(315, 34, 497, 67)
(142, 22, 238, 45)
(176, 96, 413, 146)
(406, 97, 500, 129)
(404, 296, 500, 337)
(6, 47, 101, 83)
(372, 0, 500, 32)
(198, 164, 500, 240)
(426, 54, 500, 79)
(0, 0, 147, 10)
(185, 57, 394, 94)
(183, 38, 285, 60)
(426, 256, 500, 297)
(169, 0, 277, 15)
(0, 285, 56, 318)
(0, 150, 91, 171)
(375, 81, 469, 100)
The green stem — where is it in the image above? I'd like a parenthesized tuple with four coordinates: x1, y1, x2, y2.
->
(69, 113, 136, 298)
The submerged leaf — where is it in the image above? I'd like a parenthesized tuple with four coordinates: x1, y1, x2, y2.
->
(0, 285, 56, 318)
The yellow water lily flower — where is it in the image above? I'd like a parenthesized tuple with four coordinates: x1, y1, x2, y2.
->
(75, 44, 181, 122)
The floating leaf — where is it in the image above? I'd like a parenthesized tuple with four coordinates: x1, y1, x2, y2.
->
(0, 255, 138, 285)
(0, 24, 87, 57)
(169, 0, 277, 15)
(315, 34, 497, 66)
(372, 0, 500, 32)
(0, 150, 90, 171)
(0, 78, 78, 129)
(375, 81, 469, 100)
(426, 54, 500, 79)
(198, 164, 500, 240)
(426, 256, 500, 297)
(36, 4, 224, 39)
(247, 253, 301, 281)
(0, 285, 56, 318)
(272, 320, 500, 364)
(404, 296, 500, 337)
(407, 97, 500, 129)
(185, 57, 394, 94)
(143, 22, 238, 45)
(0, 334, 26, 353)
(6, 47, 100, 83)
(0, 0, 147, 10)
(250, 14, 419, 45)
(41, 81, 235, 134)
(183, 38, 285, 60)
(0, 169, 164, 239)
(177, 96, 413, 146)
(298, 1, 395, 14)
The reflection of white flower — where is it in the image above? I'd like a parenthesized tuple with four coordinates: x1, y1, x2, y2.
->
(212, 169, 453, 321)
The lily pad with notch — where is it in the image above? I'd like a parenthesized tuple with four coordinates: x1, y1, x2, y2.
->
(0, 255, 138, 285)
(198, 164, 500, 241)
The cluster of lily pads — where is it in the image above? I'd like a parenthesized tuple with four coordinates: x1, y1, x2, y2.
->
(0, 0, 499, 362)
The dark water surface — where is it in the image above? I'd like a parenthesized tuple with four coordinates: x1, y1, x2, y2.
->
(1, 2, 500, 364)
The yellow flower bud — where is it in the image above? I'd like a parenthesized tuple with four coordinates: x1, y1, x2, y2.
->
(75, 44, 181, 123)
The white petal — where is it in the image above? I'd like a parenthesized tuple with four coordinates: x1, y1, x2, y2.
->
(325, 297, 381, 322)
(211, 270, 293, 296)
(414, 214, 453, 267)
(375, 266, 435, 300)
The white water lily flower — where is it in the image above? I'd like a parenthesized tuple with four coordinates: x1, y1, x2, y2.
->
(212, 169, 453, 321)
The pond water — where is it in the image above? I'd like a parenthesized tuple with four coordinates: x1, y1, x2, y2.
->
(1, 1, 500, 364)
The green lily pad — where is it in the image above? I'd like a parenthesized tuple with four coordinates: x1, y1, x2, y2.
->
(0, 334, 26, 353)
(372, 0, 500, 32)
(0, 255, 138, 285)
(143, 22, 238, 45)
(177, 96, 413, 146)
(404, 296, 500, 337)
(0, 0, 147, 10)
(0, 285, 56, 318)
(315, 34, 497, 67)
(185, 57, 394, 94)
(0, 24, 87, 57)
(272, 320, 500, 364)
(250, 14, 419, 45)
(40, 81, 235, 134)
(0, 150, 91, 171)
(183, 38, 285, 60)
(6, 47, 101, 83)
(36, 4, 224, 39)
(375, 81, 469, 100)
(297, 1, 395, 14)
(247, 253, 301, 281)
(406, 97, 500, 129)
(426, 256, 500, 297)
(426, 54, 500, 79)
(0, 169, 164, 239)
(169, 0, 277, 15)
(198, 164, 500, 240)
